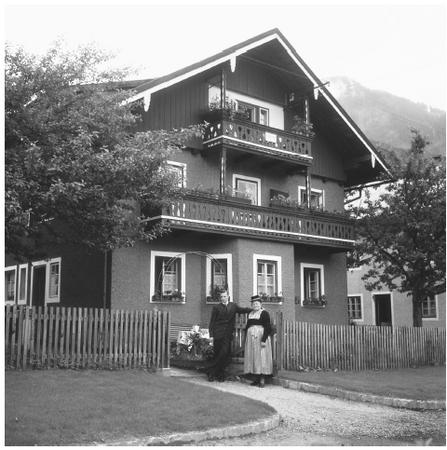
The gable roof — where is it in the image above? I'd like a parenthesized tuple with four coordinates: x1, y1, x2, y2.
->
(127, 28, 391, 180)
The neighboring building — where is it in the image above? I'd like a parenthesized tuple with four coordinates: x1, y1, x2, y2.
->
(5, 29, 391, 327)
(347, 266, 446, 327)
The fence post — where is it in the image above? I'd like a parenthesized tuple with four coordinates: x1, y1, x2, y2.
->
(276, 311, 283, 372)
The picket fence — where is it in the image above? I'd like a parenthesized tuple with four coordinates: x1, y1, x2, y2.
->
(5, 306, 171, 370)
(279, 319, 446, 371)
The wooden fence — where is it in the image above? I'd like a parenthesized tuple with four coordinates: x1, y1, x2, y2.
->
(279, 319, 446, 371)
(5, 306, 171, 370)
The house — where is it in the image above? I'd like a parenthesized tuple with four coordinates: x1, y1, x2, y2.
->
(347, 266, 446, 327)
(5, 29, 391, 327)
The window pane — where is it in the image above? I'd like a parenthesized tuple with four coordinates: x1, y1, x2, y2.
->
(212, 259, 227, 289)
(19, 267, 27, 301)
(49, 263, 60, 298)
(259, 108, 269, 126)
(257, 261, 277, 297)
(162, 258, 178, 294)
(5, 270, 16, 302)
(348, 296, 362, 319)
(235, 178, 258, 204)
(167, 164, 184, 188)
(422, 295, 436, 318)
(304, 268, 320, 299)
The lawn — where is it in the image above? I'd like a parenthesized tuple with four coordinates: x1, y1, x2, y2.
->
(278, 366, 446, 400)
(5, 369, 275, 446)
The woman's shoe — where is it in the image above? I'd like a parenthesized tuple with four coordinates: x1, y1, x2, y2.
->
(250, 380, 259, 386)
(259, 377, 265, 388)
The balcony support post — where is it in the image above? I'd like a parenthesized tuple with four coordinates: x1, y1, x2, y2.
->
(304, 96, 310, 124)
(220, 148, 227, 195)
(220, 68, 226, 108)
(305, 166, 312, 208)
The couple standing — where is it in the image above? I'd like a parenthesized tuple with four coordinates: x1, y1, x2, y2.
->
(207, 291, 273, 387)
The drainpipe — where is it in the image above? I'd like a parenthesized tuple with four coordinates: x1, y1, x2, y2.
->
(102, 251, 108, 310)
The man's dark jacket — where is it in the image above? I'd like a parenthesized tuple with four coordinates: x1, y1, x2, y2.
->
(209, 303, 252, 340)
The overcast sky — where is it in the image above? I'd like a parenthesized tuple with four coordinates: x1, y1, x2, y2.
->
(4, 1, 447, 110)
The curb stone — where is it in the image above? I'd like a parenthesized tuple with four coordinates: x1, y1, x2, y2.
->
(103, 412, 280, 446)
(273, 377, 446, 411)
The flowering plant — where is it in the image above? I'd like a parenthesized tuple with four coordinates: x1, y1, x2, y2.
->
(173, 327, 214, 360)
(258, 292, 283, 303)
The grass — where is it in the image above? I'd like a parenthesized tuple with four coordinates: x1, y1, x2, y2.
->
(278, 365, 446, 400)
(5, 369, 275, 446)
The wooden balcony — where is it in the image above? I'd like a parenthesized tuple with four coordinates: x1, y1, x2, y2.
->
(150, 193, 354, 250)
(202, 118, 314, 165)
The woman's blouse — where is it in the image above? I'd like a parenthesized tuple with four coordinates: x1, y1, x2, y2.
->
(246, 309, 271, 342)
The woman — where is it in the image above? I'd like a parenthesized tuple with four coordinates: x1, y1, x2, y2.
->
(244, 294, 273, 387)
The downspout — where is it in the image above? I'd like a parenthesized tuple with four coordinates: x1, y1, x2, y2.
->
(102, 251, 108, 310)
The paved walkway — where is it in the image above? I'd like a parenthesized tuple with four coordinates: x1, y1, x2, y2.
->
(180, 372, 446, 446)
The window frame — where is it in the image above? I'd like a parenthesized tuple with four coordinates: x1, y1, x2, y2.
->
(300, 263, 325, 306)
(205, 253, 233, 304)
(150, 251, 186, 304)
(347, 294, 363, 322)
(236, 100, 270, 126)
(30, 257, 62, 305)
(166, 160, 187, 188)
(298, 186, 325, 209)
(5, 265, 17, 305)
(422, 295, 438, 321)
(253, 254, 282, 303)
(17, 263, 29, 305)
(232, 174, 262, 206)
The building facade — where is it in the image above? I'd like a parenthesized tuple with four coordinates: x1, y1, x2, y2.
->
(5, 29, 390, 327)
(347, 267, 446, 328)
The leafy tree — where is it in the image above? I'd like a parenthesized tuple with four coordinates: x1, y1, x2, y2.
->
(349, 130, 446, 326)
(5, 42, 201, 260)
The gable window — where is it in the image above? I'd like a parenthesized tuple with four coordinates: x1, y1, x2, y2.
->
(237, 100, 269, 126)
(31, 258, 62, 306)
(348, 295, 363, 320)
(300, 263, 325, 306)
(253, 254, 282, 303)
(422, 295, 437, 319)
(5, 266, 17, 305)
(150, 251, 186, 303)
(298, 186, 324, 209)
(233, 174, 261, 205)
(166, 161, 187, 188)
(206, 254, 233, 303)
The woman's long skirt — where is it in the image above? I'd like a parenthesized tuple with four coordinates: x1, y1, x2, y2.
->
(244, 325, 273, 375)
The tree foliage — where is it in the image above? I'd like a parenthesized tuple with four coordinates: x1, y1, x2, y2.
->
(5, 42, 201, 259)
(349, 130, 446, 326)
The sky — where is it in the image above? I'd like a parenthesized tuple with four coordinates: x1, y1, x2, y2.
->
(3, 1, 447, 110)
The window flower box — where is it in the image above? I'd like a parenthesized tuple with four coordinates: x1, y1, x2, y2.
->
(152, 291, 186, 303)
(259, 293, 283, 304)
(302, 295, 327, 308)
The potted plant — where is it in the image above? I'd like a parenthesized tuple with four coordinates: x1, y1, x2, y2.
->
(206, 285, 227, 303)
(302, 294, 327, 307)
(291, 115, 314, 138)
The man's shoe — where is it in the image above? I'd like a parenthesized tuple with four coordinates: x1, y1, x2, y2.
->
(250, 380, 259, 386)
(207, 374, 215, 382)
(259, 377, 265, 388)
(217, 375, 225, 382)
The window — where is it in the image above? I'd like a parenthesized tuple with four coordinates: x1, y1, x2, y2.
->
(233, 174, 261, 205)
(150, 251, 186, 303)
(31, 257, 62, 305)
(237, 100, 269, 126)
(422, 295, 437, 319)
(206, 254, 233, 303)
(253, 254, 282, 303)
(300, 263, 325, 306)
(5, 266, 17, 304)
(166, 161, 187, 188)
(17, 264, 28, 305)
(298, 186, 324, 209)
(348, 295, 363, 320)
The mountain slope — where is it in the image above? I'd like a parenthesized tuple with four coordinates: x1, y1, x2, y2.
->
(327, 76, 446, 158)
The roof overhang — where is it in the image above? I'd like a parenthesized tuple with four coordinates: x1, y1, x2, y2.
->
(126, 28, 392, 181)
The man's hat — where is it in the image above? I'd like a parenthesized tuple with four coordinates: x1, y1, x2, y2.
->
(250, 294, 262, 302)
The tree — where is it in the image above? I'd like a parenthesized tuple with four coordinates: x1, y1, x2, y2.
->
(5, 42, 201, 260)
(349, 130, 446, 327)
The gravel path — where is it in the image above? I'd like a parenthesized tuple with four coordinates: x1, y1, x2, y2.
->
(186, 378, 446, 446)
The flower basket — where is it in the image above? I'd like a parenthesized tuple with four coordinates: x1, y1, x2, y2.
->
(171, 328, 214, 365)
(302, 295, 327, 308)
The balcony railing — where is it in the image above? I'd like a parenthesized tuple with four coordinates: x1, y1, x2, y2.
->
(203, 118, 313, 165)
(153, 193, 354, 249)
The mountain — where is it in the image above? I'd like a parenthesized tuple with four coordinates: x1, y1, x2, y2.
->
(327, 76, 446, 159)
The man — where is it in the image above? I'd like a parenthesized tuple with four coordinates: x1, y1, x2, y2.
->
(208, 291, 252, 382)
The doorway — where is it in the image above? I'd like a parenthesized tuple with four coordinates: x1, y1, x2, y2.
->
(373, 293, 392, 326)
(32, 265, 46, 307)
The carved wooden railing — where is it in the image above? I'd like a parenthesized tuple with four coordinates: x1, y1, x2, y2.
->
(203, 118, 313, 163)
(160, 194, 354, 248)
